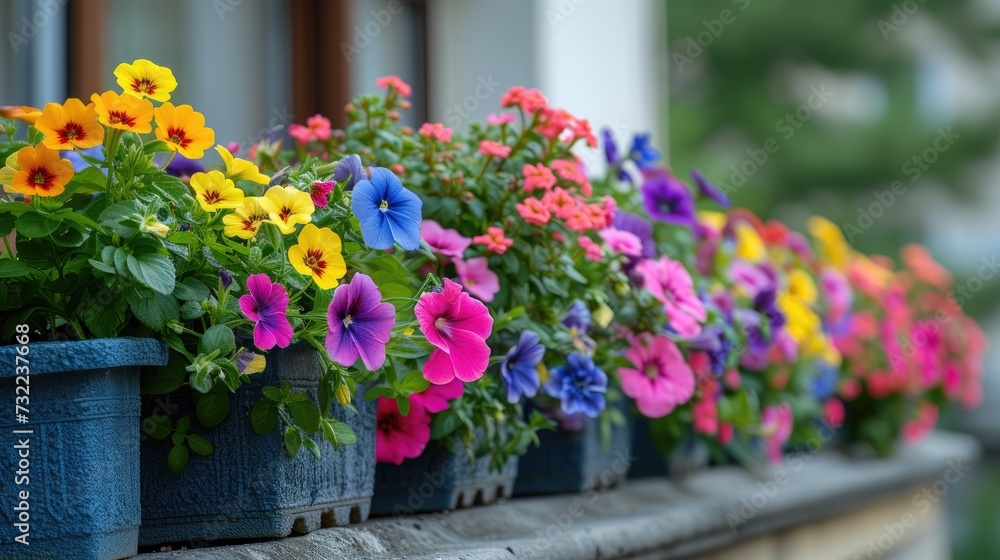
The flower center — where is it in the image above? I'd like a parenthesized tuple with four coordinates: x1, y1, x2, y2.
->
(379, 199, 389, 212)
(242, 213, 267, 232)
(279, 206, 292, 222)
(343, 314, 353, 327)
(644, 363, 659, 379)
(657, 197, 674, 214)
(166, 126, 190, 148)
(58, 122, 86, 144)
(29, 166, 54, 190)
(108, 109, 137, 127)
(203, 190, 221, 204)
(131, 77, 157, 95)
(434, 317, 449, 335)
(304, 248, 327, 277)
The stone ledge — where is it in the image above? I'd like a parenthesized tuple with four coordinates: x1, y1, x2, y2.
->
(138, 431, 979, 560)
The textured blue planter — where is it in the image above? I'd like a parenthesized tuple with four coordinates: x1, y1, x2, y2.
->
(139, 343, 376, 547)
(514, 408, 632, 496)
(371, 439, 519, 515)
(629, 417, 709, 479)
(0, 337, 168, 560)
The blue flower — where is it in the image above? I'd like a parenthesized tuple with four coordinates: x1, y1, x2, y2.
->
(601, 127, 619, 165)
(629, 133, 660, 168)
(334, 154, 366, 190)
(690, 169, 730, 208)
(562, 300, 591, 334)
(544, 353, 607, 417)
(351, 167, 422, 251)
(500, 331, 545, 403)
(811, 363, 838, 400)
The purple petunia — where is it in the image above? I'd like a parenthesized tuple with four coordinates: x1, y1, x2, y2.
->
(612, 211, 655, 259)
(325, 273, 396, 371)
(500, 331, 545, 403)
(334, 154, 367, 190)
(238, 274, 294, 351)
(640, 169, 696, 226)
(690, 169, 730, 208)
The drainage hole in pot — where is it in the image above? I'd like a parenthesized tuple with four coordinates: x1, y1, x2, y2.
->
(321, 510, 338, 528)
(292, 516, 310, 534)
(350, 505, 363, 524)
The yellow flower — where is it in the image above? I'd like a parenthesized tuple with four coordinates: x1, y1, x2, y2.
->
(0, 153, 18, 193)
(734, 222, 766, 262)
(0, 105, 43, 125)
(536, 362, 549, 384)
(115, 59, 178, 102)
(215, 145, 269, 184)
(697, 210, 726, 233)
(778, 291, 823, 353)
(139, 215, 171, 237)
(288, 224, 346, 289)
(11, 144, 75, 197)
(259, 185, 314, 234)
(807, 216, 851, 271)
(787, 268, 817, 305)
(189, 171, 244, 212)
(34, 98, 104, 150)
(239, 353, 266, 375)
(90, 91, 154, 134)
(154, 103, 215, 160)
(593, 302, 614, 328)
(222, 197, 270, 239)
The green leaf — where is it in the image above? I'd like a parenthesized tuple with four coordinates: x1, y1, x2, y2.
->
(396, 395, 410, 416)
(286, 400, 321, 433)
(398, 370, 430, 395)
(0, 211, 17, 236)
(99, 201, 142, 236)
(386, 337, 429, 360)
(15, 211, 62, 238)
(181, 300, 206, 319)
(113, 247, 129, 275)
(127, 252, 176, 295)
(363, 385, 396, 401)
(167, 444, 190, 474)
(175, 416, 191, 434)
(0, 259, 34, 278)
(302, 436, 321, 458)
(142, 415, 171, 440)
(199, 325, 235, 356)
(250, 398, 279, 435)
(430, 408, 460, 439)
(188, 365, 214, 394)
(172, 277, 210, 302)
(186, 434, 214, 456)
(262, 386, 285, 401)
(56, 209, 103, 232)
(128, 291, 180, 331)
(322, 420, 357, 448)
(142, 350, 188, 395)
(143, 140, 171, 154)
(284, 426, 301, 457)
(87, 258, 116, 274)
(196, 392, 230, 428)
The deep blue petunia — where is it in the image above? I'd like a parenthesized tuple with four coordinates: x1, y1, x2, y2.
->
(544, 352, 607, 418)
(629, 133, 660, 169)
(334, 154, 366, 190)
(690, 169, 730, 208)
(500, 330, 545, 403)
(601, 127, 619, 165)
(351, 167, 423, 251)
(562, 300, 591, 334)
(811, 363, 839, 400)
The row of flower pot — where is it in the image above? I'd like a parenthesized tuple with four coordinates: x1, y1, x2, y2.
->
(1, 338, 701, 560)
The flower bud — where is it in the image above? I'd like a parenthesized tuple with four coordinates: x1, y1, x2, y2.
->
(387, 110, 401, 121)
(219, 269, 233, 289)
(140, 215, 170, 237)
(336, 384, 352, 404)
(390, 164, 405, 175)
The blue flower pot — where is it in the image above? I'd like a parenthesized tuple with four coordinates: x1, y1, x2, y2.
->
(371, 440, 519, 515)
(513, 411, 632, 497)
(629, 417, 709, 479)
(0, 337, 168, 560)
(139, 343, 376, 547)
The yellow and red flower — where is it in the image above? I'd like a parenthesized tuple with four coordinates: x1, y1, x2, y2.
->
(154, 103, 215, 159)
(222, 197, 270, 239)
(288, 224, 347, 289)
(215, 145, 269, 185)
(10, 144, 75, 197)
(90, 91, 154, 133)
(34, 99, 104, 150)
(114, 59, 177, 102)
(259, 186, 314, 234)
(189, 170, 244, 212)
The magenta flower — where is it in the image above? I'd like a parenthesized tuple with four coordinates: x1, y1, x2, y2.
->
(325, 273, 396, 371)
(239, 274, 294, 350)
(310, 180, 335, 208)
(454, 257, 500, 302)
(420, 219, 471, 259)
(761, 404, 793, 465)
(619, 333, 695, 418)
(598, 227, 642, 257)
(635, 256, 706, 337)
(376, 398, 430, 465)
(411, 379, 464, 413)
(415, 279, 494, 384)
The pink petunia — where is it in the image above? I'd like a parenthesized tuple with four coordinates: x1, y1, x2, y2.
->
(376, 75, 412, 97)
(420, 220, 471, 259)
(454, 257, 500, 302)
(375, 398, 430, 465)
(619, 333, 695, 418)
(824, 398, 845, 428)
(310, 181, 335, 208)
(761, 403, 793, 465)
(598, 227, 642, 257)
(486, 113, 516, 126)
(472, 226, 513, 255)
(411, 378, 464, 414)
(418, 122, 453, 143)
(238, 274, 294, 350)
(692, 397, 718, 436)
(415, 279, 494, 384)
(522, 163, 557, 192)
(479, 140, 511, 159)
(577, 236, 604, 262)
(635, 256, 707, 337)
(516, 197, 551, 226)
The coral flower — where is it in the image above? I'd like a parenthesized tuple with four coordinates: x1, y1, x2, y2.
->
(0, 105, 42, 125)
(418, 122, 453, 142)
(325, 273, 396, 370)
(522, 163, 557, 192)
(259, 185, 315, 234)
(34, 99, 104, 150)
(215, 145, 269, 184)
(154, 103, 215, 159)
(375, 75, 413, 97)
(115, 59, 177, 102)
(415, 278, 494, 384)
(288, 224, 347, 290)
(620, 333, 695, 418)
(635, 256, 706, 337)
(222, 197, 270, 239)
(516, 197, 551, 226)
(238, 273, 294, 351)
(486, 113, 516, 126)
(420, 220, 471, 258)
(288, 114, 332, 145)
(352, 167, 423, 251)
(309, 181, 336, 208)
(472, 226, 513, 255)
(189, 170, 244, 212)
(577, 236, 604, 261)
(454, 257, 500, 302)
(376, 397, 430, 465)
(90, 91, 153, 133)
(478, 140, 511, 159)
(10, 144, 74, 197)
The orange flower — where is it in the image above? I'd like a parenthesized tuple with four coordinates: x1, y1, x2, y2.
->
(154, 103, 215, 159)
(114, 59, 178, 102)
(34, 99, 104, 150)
(90, 91, 154, 133)
(11, 144, 75, 197)
(0, 105, 43, 125)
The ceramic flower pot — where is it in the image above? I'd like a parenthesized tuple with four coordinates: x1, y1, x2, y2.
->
(629, 417, 709, 479)
(513, 406, 632, 496)
(138, 343, 376, 547)
(0, 337, 168, 560)
(371, 438, 519, 515)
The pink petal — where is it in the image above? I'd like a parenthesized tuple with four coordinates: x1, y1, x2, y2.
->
(423, 349, 456, 385)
